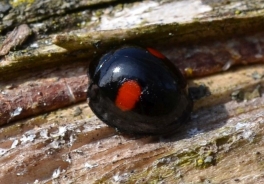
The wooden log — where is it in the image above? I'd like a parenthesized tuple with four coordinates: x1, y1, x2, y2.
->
(0, 0, 264, 183)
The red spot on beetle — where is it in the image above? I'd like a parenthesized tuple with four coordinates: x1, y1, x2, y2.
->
(115, 80, 141, 111)
(147, 47, 166, 59)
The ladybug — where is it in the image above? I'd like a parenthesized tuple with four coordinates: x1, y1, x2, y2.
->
(87, 46, 193, 135)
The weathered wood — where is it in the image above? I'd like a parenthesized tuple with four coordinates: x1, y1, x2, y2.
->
(1, 0, 264, 183)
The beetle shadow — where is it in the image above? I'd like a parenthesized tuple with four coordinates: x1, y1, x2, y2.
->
(120, 101, 229, 143)
(160, 82, 229, 142)
(165, 82, 229, 142)
(162, 103, 229, 142)
(120, 83, 230, 143)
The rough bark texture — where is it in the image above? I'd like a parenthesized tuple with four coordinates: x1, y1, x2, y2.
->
(0, 0, 264, 183)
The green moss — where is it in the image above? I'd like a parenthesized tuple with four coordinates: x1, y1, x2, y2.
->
(235, 10, 241, 15)
(195, 153, 216, 169)
(78, 125, 264, 183)
(95, 147, 218, 183)
(10, 0, 35, 7)
(95, 10, 103, 17)
(124, 150, 215, 183)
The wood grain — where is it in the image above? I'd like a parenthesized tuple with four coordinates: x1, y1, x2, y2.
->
(1, 0, 264, 183)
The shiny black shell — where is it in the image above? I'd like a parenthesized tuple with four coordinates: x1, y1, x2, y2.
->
(87, 46, 193, 135)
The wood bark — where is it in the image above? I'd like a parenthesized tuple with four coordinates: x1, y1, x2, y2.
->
(0, 0, 264, 183)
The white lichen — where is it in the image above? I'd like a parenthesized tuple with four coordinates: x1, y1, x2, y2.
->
(50, 126, 67, 138)
(0, 148, 8, 156)
(84, 163, 98, 169)
(11, 107, 23, 117)
(40, 129, 49, 139)
(20, 133, 36, 144)
(11, 139, 19, 148)
(52, 168, 61, 179)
